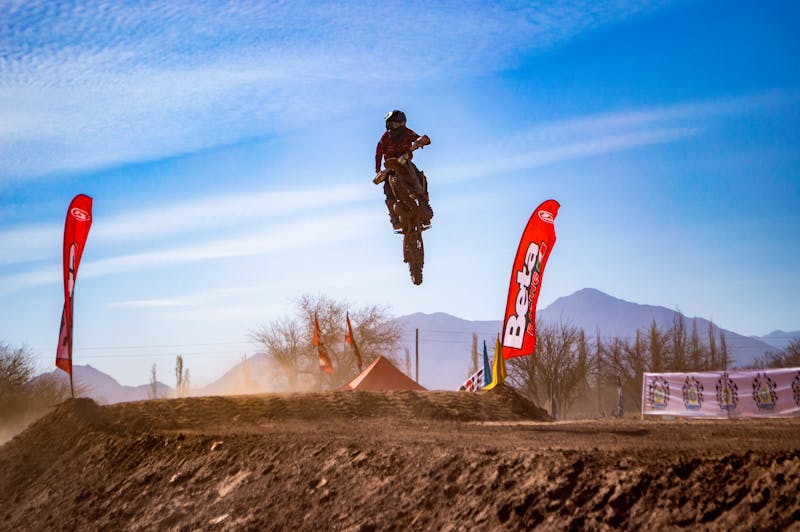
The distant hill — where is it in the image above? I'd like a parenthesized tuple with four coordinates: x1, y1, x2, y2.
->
(390, 312, 501, 392)
(195, 353, 289, 396)
(538, 288, 777, 366)
(35, 365, 172, 404)
(392, 288, 781, 391)
(34, 288, 791, 400)
(755, 330, 800, 351)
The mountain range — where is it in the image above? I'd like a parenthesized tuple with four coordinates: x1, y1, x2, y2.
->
(396, 288, 799, 390)
(34, 364, 173, 404)
(37, 288, 799, 401)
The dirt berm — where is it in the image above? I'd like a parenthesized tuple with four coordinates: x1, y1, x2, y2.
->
(1, 386, 799, 530)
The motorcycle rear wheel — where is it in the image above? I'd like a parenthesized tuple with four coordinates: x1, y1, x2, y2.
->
(391, 173, 425, 285)
(403, 229, 424, 285)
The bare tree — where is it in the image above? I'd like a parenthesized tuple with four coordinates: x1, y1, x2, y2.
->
(625, 331, 648, 410)
(595, 329, 604, 416)
(752, 338, 800, 369)
(1, 342, 36, 423)
(648, 320, 668, 373)
(601, 336, 628, 413)
(508, 350, 538, 403)
(148, 363, 158, 400)
(671, 312, 687, 371)
(689, 319, 703, 371)
(598, 330, 650, 414)
(785, 338, 800, 367)
(470, 332, 478, 375)
(0, 342, 33, 399)
(719, 332, 729, 370)
(174, 355, 190, 397)
(519, 317, 757, 417)
(1, 342, 73, 443)
(508, 322, 589, 419)
(252, 294, 402, 391)
(251, 316, 305, 389)
(707, 321, 718, 369)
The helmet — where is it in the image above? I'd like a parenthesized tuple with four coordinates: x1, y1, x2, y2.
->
(384, 109, 407, 129)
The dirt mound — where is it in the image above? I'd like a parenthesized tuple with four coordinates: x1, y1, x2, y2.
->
(1, 390, 798, 530)
(86, 386, 549, 434)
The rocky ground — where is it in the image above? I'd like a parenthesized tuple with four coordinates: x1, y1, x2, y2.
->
(1, 386, 799, 530)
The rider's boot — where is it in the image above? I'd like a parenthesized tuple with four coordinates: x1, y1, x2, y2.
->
(407, 171, 433, 229)
(391, 217, 403, 233)
(420, 195, 433, 229)
(385, 192, 403, 232)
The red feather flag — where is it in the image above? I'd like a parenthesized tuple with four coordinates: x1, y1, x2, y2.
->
(501, 199, 559, 360)
(56, 194, 93, 379)
(345, 312, 363, 372)
(314, 313, 334, 374)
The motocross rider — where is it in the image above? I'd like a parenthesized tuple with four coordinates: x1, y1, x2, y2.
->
(375, 110, 433, 231)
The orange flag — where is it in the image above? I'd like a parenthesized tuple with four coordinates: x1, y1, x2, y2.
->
(314, 313, 334, 374)
(345, 312, 363, 372)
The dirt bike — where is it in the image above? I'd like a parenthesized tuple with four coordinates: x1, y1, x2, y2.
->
(373, 135, 432, 285)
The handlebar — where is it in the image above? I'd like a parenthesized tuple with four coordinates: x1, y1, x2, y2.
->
(374, 135, 431, 185)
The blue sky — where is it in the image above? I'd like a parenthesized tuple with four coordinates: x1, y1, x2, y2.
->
(1, 0, 798, 388)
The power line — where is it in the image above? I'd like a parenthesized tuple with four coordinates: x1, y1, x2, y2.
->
(23, 327, 795, 360)
(29, 340, 254, 352)
(75, 349, 251, 359)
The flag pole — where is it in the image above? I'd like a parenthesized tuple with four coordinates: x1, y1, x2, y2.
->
(68, 332, 74, 398)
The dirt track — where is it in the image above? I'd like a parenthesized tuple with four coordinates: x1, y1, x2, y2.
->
(1, 387, 799, 530)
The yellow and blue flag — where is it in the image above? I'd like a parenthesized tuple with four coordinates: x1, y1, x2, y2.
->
(483, 338, 506, 390)
(482, 340, 492, 388)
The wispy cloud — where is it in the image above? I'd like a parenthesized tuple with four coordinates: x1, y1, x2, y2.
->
(1, 1, 678, 180)
(435, 91, 800, 183)
(0, 224, 61, 266)
(437, 127, 699, 184)
(0, 208, 383, 296)
(106, 299, 191, 309)
(104, 264, 401, 325)
(91, 184, 372, 242)
(0, 265, 58, 296)
(0, 183, 371, 266)
(497, 90, 800, 149)
(86, 207, 382, 276)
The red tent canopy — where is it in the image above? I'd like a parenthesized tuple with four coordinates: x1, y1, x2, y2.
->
(344, 356, 426, 391)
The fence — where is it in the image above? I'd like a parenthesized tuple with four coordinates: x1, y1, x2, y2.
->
(641, 367, 800, 419)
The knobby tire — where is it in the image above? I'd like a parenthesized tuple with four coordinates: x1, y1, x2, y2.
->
(391, 174, 426, 285)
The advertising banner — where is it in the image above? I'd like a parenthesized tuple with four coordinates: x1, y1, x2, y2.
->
(501, 199, 559, 360)
(55, 194, 93, 376)
(642, 368, 800, 418)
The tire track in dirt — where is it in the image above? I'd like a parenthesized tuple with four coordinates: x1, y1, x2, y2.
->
(1, 389, 798, 530)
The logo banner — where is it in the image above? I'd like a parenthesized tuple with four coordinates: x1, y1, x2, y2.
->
(501, 199, 559, 360)
(56, 194, 93, 375)
(642, 368, 800, 418)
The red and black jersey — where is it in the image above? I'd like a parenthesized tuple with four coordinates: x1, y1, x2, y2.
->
(375, 127, 420, 173)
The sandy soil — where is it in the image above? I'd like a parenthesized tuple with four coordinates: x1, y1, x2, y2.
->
(1, 386, 799, 531)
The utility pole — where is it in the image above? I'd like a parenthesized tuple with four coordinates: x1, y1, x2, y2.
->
(415, 328, 419, 383)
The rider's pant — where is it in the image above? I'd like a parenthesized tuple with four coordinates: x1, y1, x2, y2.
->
(383, 161, 432, 225)
(383, 181, 399, 225)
